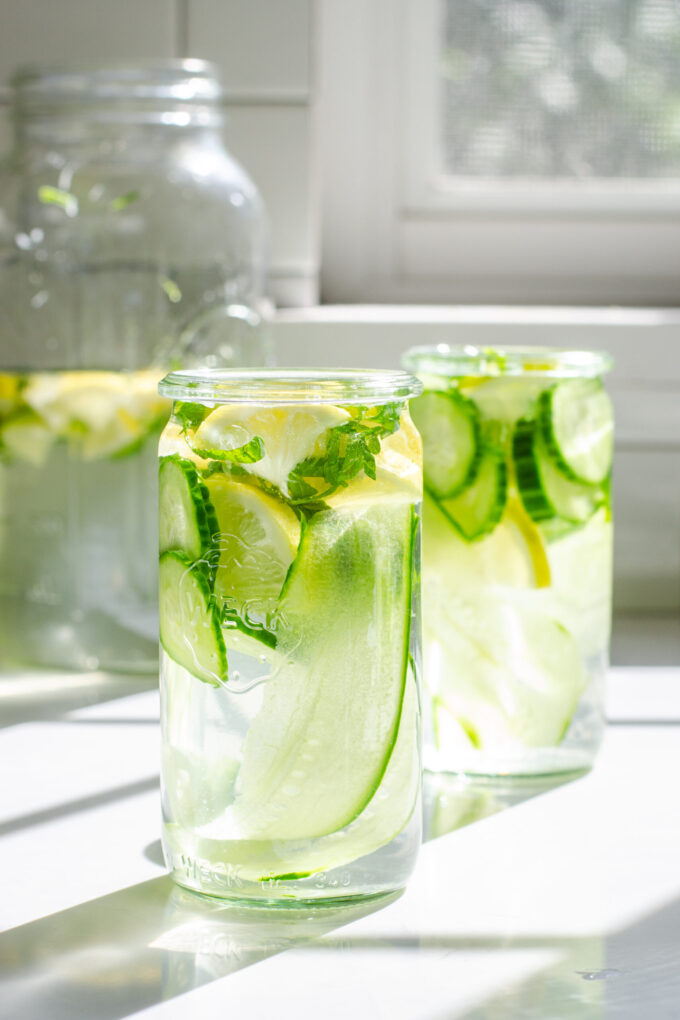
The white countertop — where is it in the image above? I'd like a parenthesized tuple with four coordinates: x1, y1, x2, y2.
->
(2, 666, 680, 1019)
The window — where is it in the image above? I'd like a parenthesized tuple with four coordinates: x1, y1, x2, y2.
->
(319, 0, 680, 304)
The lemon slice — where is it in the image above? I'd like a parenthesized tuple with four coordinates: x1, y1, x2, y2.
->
(192, 403, 350, 494)
(206, 473, 301, 623)
(0, 373, 23, 418)
(21, 370, 168, 459)
(423, 492, 549, 592)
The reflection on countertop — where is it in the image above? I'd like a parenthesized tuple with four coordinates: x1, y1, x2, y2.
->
(0, 876, 401, 1020)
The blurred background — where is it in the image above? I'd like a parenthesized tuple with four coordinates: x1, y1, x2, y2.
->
(1, 0, 679, 662)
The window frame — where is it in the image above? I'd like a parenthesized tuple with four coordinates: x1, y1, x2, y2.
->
(318, 0, 680, 305)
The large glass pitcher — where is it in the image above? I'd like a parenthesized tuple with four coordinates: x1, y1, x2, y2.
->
(0, 61, 269, 673)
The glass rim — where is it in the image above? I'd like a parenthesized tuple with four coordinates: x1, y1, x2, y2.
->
(159, 368, 423, 405)
(402, 344, 613, 379)
(8, 60, 222, 106)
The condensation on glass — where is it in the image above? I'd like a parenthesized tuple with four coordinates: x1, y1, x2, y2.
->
(0, 62, 268, 672)
(403, 345, 614, 777)
(440, 0, 680, 179)
(157, 368, 423, 903)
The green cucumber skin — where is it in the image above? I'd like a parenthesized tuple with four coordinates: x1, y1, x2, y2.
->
(513, 420, 555, 522)
(159, 455, 219, 570)
(411, 389, 481, 499)
(159, 550, 227, 686)
(538, 381, 614, 487)
(433, 450, 508, 542)
(365, 502, 418, 820)
(514, 418, 605, 525)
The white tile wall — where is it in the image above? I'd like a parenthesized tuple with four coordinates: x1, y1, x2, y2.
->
(0, 0, 177, 68)
(186, 0, 312, 98)
(0, 0, 318, 307)
(226, 104, 317, 287)
(613, 450, 680, 613)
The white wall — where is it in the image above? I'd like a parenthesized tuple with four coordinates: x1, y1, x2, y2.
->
(0, 0, 319, 307)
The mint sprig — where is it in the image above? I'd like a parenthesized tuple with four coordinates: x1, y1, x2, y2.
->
(174, 401, 209, 433)
(287, 402, 401, 505)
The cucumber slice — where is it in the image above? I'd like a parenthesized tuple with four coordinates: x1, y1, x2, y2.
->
(410, 389, 480, 498)
(159, 551, 227, 686)
(540, 379, 613, 485)
(514, 419, 604, 525)
(460, 376, 547, 424)
(228, 500, 416, 840)
(159, 455, 218, 562)
(423, 588, 585, 751)
(423, 491, 550, 589)
(175, 666, 421, 882)
(436, 449, 507, 541)
(0, 412, 55, 466)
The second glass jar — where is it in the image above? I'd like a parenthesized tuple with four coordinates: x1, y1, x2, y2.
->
(403, 345, 614, 778)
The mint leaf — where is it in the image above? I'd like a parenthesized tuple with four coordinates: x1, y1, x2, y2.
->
(161, 278, 182, 303)
(38, 186, 78, 216)
(174, 401, 209, 433)
(200, 460, 225, 479)
(192, 435, 264, 464)
(111, 190, 140, 211)
(287, 402, 402, 507)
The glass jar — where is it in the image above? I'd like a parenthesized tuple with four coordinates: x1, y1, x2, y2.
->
(157, 368, 423, 903)
(402, 345, 614, 777)
(0, 62, 268, 673)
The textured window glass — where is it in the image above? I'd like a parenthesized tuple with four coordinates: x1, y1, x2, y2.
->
(441, 0, 680, 178)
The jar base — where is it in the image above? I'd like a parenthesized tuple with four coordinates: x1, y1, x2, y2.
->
(424, 746, 597, 779)
(168, 871, 402, 909)
(162, 820, 420, 907)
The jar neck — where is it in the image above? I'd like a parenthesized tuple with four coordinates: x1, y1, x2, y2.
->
(8, 61, 225, 153)
(12, 106, 225, 154)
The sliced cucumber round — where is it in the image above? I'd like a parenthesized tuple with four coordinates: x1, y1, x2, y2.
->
(436, 448, 507, 541)
(159, 455, 218, 562)
(460, 375, 547, 424)
(159, 550, 227, 686)
(540, 379, 613, 485)
(410, 389, 480, 498)
(514, 419, 604, 525)
(0, 411, 55, 466)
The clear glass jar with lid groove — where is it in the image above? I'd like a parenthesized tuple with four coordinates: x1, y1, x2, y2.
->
(0, 60, 269, 672)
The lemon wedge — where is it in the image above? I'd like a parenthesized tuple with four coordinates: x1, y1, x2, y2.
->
(21, 370, 168, 459)
(206, 473, 301, 623)
(192, 403, 350, 494)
